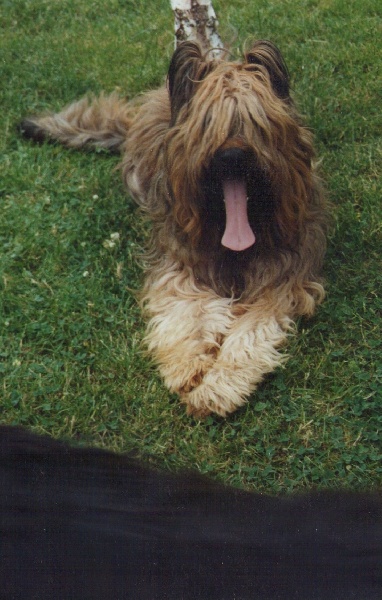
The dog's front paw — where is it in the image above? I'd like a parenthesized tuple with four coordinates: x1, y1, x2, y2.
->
(160, 352, 218, 396)
(182, 378, 247, 418)
(184, 401, 213, 419)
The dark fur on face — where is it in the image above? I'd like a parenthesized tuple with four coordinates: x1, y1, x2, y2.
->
(199, 145, 278, 295)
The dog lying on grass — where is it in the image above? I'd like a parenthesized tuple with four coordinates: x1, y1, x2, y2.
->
(20, 40, 327, 417)
(0, 425, 381, 599)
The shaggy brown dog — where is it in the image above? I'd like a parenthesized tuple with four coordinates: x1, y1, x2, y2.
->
(20, 41, 327, 417)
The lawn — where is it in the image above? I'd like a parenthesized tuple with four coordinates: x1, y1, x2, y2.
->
(1, 0, 381, 493)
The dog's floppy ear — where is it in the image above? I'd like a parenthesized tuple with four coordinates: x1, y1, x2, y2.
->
(245, 40, 290, 100)
(167, 42, 211, 122)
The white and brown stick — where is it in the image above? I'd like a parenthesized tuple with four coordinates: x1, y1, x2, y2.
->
(170, 0, 225, 58)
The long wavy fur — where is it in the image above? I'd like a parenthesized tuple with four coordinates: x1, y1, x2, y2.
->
(20, 40, 327, 416)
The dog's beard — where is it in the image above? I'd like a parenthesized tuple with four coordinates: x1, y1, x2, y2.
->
(191, 149, 278, 297)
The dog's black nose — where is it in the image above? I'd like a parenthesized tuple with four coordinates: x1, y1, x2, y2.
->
(211, 147, 252, 179)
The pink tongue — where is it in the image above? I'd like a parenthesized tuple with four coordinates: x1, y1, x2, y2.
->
(221, 179, 256, 251)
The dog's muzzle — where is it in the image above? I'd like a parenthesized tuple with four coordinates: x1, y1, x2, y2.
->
(210, 147, 256, 252)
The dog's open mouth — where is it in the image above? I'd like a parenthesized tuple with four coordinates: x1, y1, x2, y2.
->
(208, 146, 257, 252)
(221, 178, 256, 251)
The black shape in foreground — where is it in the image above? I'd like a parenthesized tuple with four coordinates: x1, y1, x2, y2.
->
(1, 426, 381, 599)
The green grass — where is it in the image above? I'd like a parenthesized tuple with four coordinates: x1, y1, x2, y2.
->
(1, 0, 381, 493)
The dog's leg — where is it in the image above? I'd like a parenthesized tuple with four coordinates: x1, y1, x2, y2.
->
(144, 269, 291, 417)
(142, 269, 235, 396)
(183, 308, 291, 417)
(19, 93, 133, 152)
